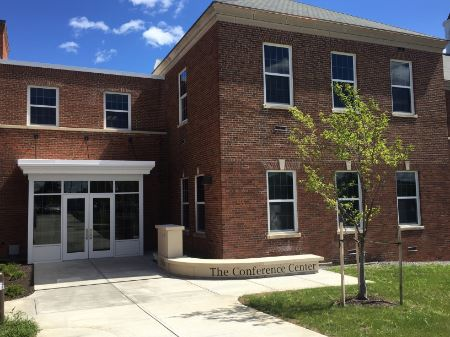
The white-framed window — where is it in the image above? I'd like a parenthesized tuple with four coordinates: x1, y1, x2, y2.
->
(335, 171, 362, 229)
(179, 69, 188, 125)
(396, 171, 421, 225)
(263, 43, 293, 107)
(331, 52, 356, 111)
(27, 86, 59, 126)
(195, 175, 205, 232)
(266, 171, 298, 232)
(104, 92, 131, 130)
(391, 60, 414, 115)
(181, 178, 189, 228)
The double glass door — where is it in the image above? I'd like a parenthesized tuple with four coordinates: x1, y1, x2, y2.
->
(62, 194, 114, 260)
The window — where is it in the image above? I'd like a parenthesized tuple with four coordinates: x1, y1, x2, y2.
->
(263, 43, 293, 106)
(105, 93, 131, 129)
(335, 172, 361, 228)
(33, 181, 61, 245)
(195, 176, 205, 232)
(331, 53, 356, 110)
(28, 86, 58, 126)
(64, 181, 88, 194)
(179, 69, 188, 124)
(115, 181, 139, 240)
(181, 178, 189, 228)
(396, 172, 420, 225)
(90, 181, 113, 193)
(391, 61, 414, 114)
(267, 171, 297, 232)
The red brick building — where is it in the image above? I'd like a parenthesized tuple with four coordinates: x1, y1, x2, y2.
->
(0, 1, 449, 264)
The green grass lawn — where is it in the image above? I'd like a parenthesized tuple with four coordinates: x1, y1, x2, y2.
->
(0, 312, 39, 337)
(241, 264, 450, 337)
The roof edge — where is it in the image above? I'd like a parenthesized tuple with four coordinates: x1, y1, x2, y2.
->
(153, 2, 446, 76)
(0, 59, 164, 79)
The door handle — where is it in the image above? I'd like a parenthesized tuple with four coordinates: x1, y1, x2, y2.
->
(89, 229, 93, 240)
(85, 228, 89, 240)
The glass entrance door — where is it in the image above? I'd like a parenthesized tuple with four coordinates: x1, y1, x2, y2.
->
(63, 196, 88, 260)
(89, 195, 114, 258)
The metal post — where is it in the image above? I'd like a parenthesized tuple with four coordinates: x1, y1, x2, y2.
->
(339, 222, 345, 307)
(354, 228, 360, 288)
(398, 227, 403, 305)
(0, 272, 5, 323)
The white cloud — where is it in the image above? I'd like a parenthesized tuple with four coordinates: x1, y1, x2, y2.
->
(59, 41, 79, 53)
(69, 17, 109, 32)
(174, 0, 186, 17)
(94, 49, 117, 64)
(113, 19, 146, 35)
(153, 58, 162, 70)
(129, 0, 173, 12)
(142, 22, 184, 47)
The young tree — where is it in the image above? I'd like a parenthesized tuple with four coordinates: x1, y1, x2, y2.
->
(289, 84, 412, 300)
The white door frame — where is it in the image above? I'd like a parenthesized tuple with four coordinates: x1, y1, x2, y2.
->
(89, 194, 115, 259)
(62, 194, 89, 261)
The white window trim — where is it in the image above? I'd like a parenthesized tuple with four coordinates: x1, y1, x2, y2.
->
(195, 174, 205, 233)
(262, 43, 294, 109)
(396, 171, 421, 226)
(27, 85, 60, 127)
(266, 170, 299, 233)
(181, 177, 189, 228)
(390, 60, 415, 116)
(335, 171, 363, 231)
(104, 92, 131, 131)
(331, 52, 357, 112)
(178, 68, 188, 126)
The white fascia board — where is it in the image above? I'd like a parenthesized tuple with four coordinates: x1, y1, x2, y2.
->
(18, 159, 155, 175)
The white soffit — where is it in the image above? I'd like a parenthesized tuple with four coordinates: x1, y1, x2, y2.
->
(18, 159, 155, 175)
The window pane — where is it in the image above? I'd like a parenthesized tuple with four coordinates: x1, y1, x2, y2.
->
(197, 204, 205, 231)
(180, 96, 188, 121)
(30, 87, 56, 106)
(332, 54, 354, 81)
(105, 93, 129, 111)
(182, 179, 189, 203)
(90, 181, 113, 193)
(264, 45, 290, 74)
(338, 199, 360, 228)
(269, 202, 295, 231)
(179, 71, 187, 96)
(268, 172, 294, 200)
(392, 87, 412, 113)
(333, 82, 354, 109)
(66, 198, 86, 253)
(396, 172, 417, 197)
(391, 62, 411, 87)
(196, 176, 205, 202)
(115, 181, 139, 193)
(64, 181, 88, 194)
(92, 198, 110, 251)
(265, 75, 290, 104)
(336, 172, 359, 199)
(115, 194, 139, 240)
(106, 110, 129, 129)
(34, 181, 61, 194)
(30, 106, 57, 125)
(33, 195, 61, 245)
(398, 199, 418, 224)
(183, 204, 189, 227)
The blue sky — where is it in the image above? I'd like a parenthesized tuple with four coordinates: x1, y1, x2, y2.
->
(2, 0, 448, 74)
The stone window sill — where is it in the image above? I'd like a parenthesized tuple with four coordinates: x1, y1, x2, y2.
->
(392, 112, 418, 119)
(399, 225, 424, 232)
(267, 232, 301, 240)
(263, 103, 293, 111)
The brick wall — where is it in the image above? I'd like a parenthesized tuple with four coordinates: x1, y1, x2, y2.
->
(216, 21, 450, 261)
(0, 65, 167, 259)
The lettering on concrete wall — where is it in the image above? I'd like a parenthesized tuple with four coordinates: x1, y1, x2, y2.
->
(209, 263, 318, 278)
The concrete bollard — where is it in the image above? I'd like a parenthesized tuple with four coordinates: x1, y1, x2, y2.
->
(0, 272, 4, 323)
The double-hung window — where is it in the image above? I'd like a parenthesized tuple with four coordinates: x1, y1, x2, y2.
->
(335, 172, 361, 229)
(331, 53, 356, 110)
(195, 176, 205, 232)
(179, 69, 188, 124)
(263, 43, 293, 107)
(396, 172, 421, 225)
(105, 93, 131, 130)
(181, 178, 189, 228)
(267, 171, 297, 232)
(391, 60, 414, 115)
(28, 86, 59, 126)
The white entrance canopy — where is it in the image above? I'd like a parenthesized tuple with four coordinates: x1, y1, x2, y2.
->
(18, 159, 155, 175)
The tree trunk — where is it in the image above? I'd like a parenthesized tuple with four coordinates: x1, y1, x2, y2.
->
(357, 236, 368, 300)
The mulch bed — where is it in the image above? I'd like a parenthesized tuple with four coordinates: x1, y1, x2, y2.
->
(3, 264, 34, 301)
(336, 296, 396, 307)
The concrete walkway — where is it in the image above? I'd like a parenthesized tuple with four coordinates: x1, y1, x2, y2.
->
(6, 256, 358, 337)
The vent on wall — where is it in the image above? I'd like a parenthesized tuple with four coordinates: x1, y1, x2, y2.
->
(408, 246, 418, 252)
(274, 125, 289, 133)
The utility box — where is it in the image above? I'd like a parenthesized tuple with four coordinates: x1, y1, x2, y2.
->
(155, 225, 185, 259)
